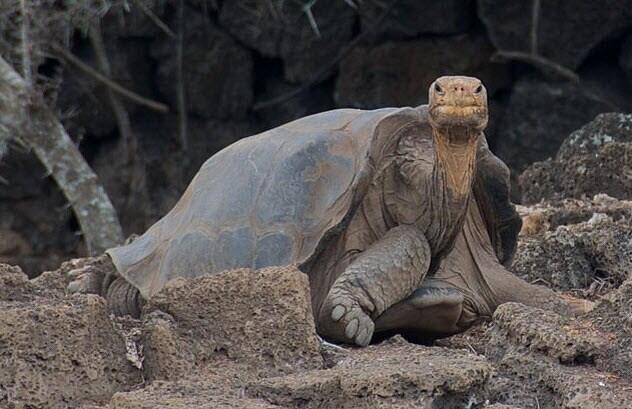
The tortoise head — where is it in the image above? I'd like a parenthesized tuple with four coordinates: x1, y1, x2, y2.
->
(428, 76, 488, 134)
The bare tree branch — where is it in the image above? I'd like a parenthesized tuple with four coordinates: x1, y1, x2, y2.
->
(20, 0, 32, 86)
(492, 51, 580, 83)
(0, 56, 124, 254)
(131, 0, 175, 38)
(50, 42, 170, 113)
(530, 0, 540, 54)
(176, 0, 188, 152)
(89, 23, 134, 157)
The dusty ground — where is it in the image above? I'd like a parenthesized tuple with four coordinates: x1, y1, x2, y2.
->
(1, 114, 631, 408)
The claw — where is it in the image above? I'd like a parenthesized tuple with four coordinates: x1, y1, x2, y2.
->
(345, 317, 359, 338)
(356, 327, 371, 347)
(331, 305, 346, 321)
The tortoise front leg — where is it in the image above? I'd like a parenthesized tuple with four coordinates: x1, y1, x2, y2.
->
(317, 225, 431, 346)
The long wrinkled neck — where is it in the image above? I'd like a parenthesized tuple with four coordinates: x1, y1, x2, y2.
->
(432, 127, 479, 199)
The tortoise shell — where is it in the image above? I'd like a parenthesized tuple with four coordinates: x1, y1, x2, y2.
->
(107, 106, 519, 299)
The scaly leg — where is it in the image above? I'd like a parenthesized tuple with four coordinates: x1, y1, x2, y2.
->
(317, 225, 431, 346)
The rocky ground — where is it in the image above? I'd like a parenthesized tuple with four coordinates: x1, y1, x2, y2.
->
(1, 113, 631, 409)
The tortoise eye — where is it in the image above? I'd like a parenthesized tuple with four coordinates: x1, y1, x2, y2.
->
(434, 83, 444, 93)
(474, 85, 483, 94)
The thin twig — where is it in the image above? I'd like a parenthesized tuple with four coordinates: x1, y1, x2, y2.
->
(50, 42, 169, 113)
(20, 0, 32, 86)
(253, 0, 399, 111)
(530, 0, 540, 54)
(492, 50, 580, 82)
(89, 24, 134, 158)
(176, 0, 188, 152)
(131, 0, 175, 38)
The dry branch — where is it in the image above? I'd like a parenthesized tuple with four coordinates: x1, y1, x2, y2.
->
(51, 42, 169, 113)
(492, 51, 580, 83)
(176, 0, 188, 152)
(0, 56, 124, 254)
(89, 24, 134, 156)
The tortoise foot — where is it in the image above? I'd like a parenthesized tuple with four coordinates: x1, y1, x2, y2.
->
(66, 254, 114, 295)
(319, 293, 375, 347)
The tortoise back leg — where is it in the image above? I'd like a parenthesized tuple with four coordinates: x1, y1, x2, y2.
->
(106, 277, 145, 318)
(373, 286, 465, 340)
(317, 225, 431, 346)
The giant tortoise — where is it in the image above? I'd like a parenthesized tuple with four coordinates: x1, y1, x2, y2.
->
(68, 76, 591, 346)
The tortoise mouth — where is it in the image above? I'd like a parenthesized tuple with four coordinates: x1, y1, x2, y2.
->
(429, 104, 488, 131)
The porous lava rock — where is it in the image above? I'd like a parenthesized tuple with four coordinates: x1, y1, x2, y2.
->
(512, 207, 632, 292)
(142, 266, 324, 382)
(520, 113, 632, 203)
(0, 264, 141, 409)
(109, 381, 280, 409)
(588, 276, 632, 380)
(248, 337, 492, 409)
(491, 303, 605, 363)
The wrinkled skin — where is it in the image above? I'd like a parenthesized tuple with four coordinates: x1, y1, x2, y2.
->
(68, 76, 592, 347)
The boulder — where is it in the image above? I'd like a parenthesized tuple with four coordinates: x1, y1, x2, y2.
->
(520, 113, 632, 202)
(219, 0, 354, 83)
(478, 0, 632, 70)
(335, 30, 509, 109)
(151, 7, 253, 119)
(493, 78, 621, 174)
(358, 0, 475, 37)
(0, 264, 141, 409)
(248, 337, 492, 409)
(142, 266, 324, 382)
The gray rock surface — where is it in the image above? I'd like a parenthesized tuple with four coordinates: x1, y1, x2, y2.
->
(521, 113, 632, 203)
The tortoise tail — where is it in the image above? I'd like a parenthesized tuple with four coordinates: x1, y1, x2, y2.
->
(106, 277, 145, 318)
